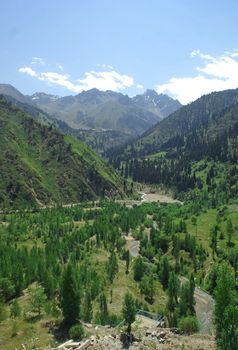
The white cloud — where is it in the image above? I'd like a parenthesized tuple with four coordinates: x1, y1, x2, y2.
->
(57, 64, 64, 71)
(18, 66, 37, 77)
(136, 84, 144, 89)
(77, 70, 134, 91)
(156, 50, 238, 104)
(39, 72, 82, 93)
(18, 62, 134, 93)
(31, 57, 45, 65)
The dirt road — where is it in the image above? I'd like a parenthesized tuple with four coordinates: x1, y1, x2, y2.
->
(180, 277, 214, 335)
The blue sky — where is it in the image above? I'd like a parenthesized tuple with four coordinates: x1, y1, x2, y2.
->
(1, 0, 238, 103)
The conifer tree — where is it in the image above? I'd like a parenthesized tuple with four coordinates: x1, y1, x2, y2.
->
(160, 256, 170, 289)
(61, 264, 80, 326)
(99, 293, 108, 325)
(125, 250, 130, 274)
(133, 256, 144, 282)
(122, 292, 136, 333)
(83, 292, 92, 322)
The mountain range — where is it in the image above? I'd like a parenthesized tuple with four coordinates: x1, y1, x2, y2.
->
(0, 84, 181, 154)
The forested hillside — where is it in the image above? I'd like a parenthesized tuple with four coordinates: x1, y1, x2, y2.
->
(112, 89, 238, 203)
(119, 88, 238, 158)
(0, 97, 124, 208)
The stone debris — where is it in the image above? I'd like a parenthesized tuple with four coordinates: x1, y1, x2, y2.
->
(53, 327, 215, 350)
(57, 339, 91, 350)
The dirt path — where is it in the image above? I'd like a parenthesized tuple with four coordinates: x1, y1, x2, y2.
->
(194, 286, 214, 335)
(125, 236, 140, 257)
(180, 277, 214, 335)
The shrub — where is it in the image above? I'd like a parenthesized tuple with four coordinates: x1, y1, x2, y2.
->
(69, 324, 85, 341)
(179, 316, 199, 334)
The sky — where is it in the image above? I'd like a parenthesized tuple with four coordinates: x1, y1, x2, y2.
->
(1, 0, 238, 104)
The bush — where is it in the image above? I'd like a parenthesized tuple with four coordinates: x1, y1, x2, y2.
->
(179, 316, 199, 334)
(69, 324, 85, 341)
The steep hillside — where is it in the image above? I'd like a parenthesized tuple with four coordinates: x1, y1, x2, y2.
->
(112, 89, 238, 201)
(0, 97, 124, 209)
(121, 88, 238, 158)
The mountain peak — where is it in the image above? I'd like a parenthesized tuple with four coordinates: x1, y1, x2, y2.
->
(30, 92, 59, 103)
(144, 89, 158, 97)
(0, 83, 30, 104)
(132, 89, 182, 119)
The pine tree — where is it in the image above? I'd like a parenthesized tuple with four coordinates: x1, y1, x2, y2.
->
(122, 292, 136, 333)
(160, 256, 170, 289)
(99, 293, 108, 325)
(83, 292, 92, 322)
(125, 250, 130, 274)
(107, 251, 118, 282)
(167, 271, 180, 326)
(60, 264, 80, 326)
(133, 256, 144, 282)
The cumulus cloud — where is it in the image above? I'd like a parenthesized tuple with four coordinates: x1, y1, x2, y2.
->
(18, 66, 37, 77)
(77, 70, 134, 91)
(39, 72, 82, 92)
(136, 84, 144, 89)
(156, 50, 238, 104)
(18, 62, 135, 93)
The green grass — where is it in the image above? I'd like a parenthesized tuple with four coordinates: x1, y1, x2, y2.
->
(0, 290, 58, 350)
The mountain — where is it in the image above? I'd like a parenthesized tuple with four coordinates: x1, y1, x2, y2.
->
(111, 88, 238, 199)
(0, 84, 182, 154)
(31, 92, 60, 104)
(132, 89, 182, 119)
(120, 88, 238, 158)
(29, 88, 181, 137)
(0, 97, 124, 208)
(0, 84, 31, 104)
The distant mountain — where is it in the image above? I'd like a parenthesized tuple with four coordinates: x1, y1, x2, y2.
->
(29, 88, 181, 137)
(119, 88, 238, 158)
(30, 92, 60, 104)
(132, 89, 181, 119)
(0, 84, 31, 104)
(0, 97, 124, 208)
(0, 84, 182, 154)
